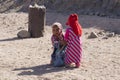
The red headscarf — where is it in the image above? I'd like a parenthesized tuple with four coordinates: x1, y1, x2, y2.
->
(66, 13, 82, 36)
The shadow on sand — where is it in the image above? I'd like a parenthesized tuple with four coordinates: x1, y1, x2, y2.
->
(0, 37, 20, 42)
(0, 37, 30, 42)
(13, 64, 74, 76)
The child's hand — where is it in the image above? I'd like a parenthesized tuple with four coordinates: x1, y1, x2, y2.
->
(60, 40, 67, 46)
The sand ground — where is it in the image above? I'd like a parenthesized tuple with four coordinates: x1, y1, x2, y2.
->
(0, 12, 120, 80)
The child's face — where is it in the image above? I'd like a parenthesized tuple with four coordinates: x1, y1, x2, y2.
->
(52, 25, 60, 36)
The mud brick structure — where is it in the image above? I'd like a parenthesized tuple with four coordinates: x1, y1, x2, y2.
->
(28, 4, 46, 38)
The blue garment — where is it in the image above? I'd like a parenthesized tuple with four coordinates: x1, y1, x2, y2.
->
(51, 41, 59, 63)
(53, 46, 65, 67)
(51, 42, 66, 67)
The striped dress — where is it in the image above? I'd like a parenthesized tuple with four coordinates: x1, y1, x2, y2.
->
(64, 28, 82, 66)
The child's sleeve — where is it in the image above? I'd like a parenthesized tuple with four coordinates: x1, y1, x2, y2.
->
(51, 35, 54, 46)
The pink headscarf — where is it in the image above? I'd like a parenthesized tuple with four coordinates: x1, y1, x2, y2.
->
(52, 22, 63, 34)
(51, 22, 64, 45)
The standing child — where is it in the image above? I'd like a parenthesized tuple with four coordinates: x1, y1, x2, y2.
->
(50, 22, 66, 67)
(64, 13, 82, 68)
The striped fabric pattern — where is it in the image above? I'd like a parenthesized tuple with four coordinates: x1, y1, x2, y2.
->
(65, 28, 82, 65)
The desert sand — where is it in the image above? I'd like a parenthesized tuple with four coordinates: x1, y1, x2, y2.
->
(0, 12, 120, 80)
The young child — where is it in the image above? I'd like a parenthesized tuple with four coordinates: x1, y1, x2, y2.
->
(64, 13, 82, 68)
(50, 22, 66, 67)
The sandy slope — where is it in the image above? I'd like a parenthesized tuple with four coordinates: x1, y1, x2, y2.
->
(0, 12, 120, 80)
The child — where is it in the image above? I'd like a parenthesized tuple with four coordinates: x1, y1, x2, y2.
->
(64, 13, 82, 68)
(50, 22, 66, 67)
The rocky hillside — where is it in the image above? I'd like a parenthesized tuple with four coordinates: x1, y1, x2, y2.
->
(46, 0, 120, 18)
(0, 0, 120, 18)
